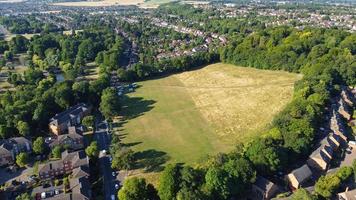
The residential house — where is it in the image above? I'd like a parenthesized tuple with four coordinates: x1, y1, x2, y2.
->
(0, 137, 32, 166)
(338, 188, 356, 200)
(251, 176, 280, 200)
(307, 132, 341, 171)
(38, 150, 89, 179)
(49, 103, 90, 135)
(307, 145, 332, 171)
(338, 98, 352, 120)
(330, 109, 348, 143)
(46, 126, 84, 151)
(287, 164, 313, 190)
(341, 89, 354, 107)
(33, 166, 91, 200)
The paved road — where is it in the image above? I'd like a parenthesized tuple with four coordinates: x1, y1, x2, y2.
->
(95, 121, 118, 200)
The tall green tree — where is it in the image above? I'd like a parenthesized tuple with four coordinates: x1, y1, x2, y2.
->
(158, 164, 181, 200)
(118, 177, 158, 200)
(99, 88, 121, 120)
(33, 137, 45, 155)
(85, 141, 99, 158)
(16, 152, 29, 167)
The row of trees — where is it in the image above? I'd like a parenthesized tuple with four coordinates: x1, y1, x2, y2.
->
(221, 26, 355, 176)
(116, 52, 219, 82)
(119, 152, 257, 200)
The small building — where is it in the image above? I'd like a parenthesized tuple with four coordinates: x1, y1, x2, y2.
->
(338, 98, 352, 120)
(338, 188, 356, 200)
(38, 150, 89, 179)
(251, 176, 280, 200)
(287, 164, 313, 190)
(307, 134, 336, 171)
(341, 88, 354, 107)
(0, 137, 32, 166)
(33, 166, 91, 200)
(307, 145, 332, 171)
(49, 103, 90, 135)
(47, 126, 84, 151)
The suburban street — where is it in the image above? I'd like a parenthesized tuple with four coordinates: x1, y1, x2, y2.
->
(95, 120, 118, 200)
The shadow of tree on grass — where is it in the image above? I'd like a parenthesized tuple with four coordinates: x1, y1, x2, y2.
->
(120, 95, 156, 120)
(134, 149, 170, 173)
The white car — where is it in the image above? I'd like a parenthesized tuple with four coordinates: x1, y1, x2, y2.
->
(111, 195, 115, 200)
(109, 156, 113, 162)
(112, 172, 116, 177)
(102, 150, 107, 155)
(115, 183, 119, 190)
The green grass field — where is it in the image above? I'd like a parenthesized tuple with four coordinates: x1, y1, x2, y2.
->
(118, 63, 301, 168)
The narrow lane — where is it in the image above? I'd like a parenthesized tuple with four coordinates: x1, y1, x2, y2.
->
(95, 121, 117, 200)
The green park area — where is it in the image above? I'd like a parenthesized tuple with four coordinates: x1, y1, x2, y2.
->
(117, 63, 301, 172)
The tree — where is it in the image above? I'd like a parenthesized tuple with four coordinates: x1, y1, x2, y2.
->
(72, 81, 90, 102)
(245, 138, 283, 175)
(99, 88, 121, 120)
(336, 166, 353, 182)
(315, 174, 340, 198)
(176, 187, 205, 200)
(205, 166, 230, 200)
(4, 50, 14, 61)
(10, 35, 28, 53)
(52, 145, 62, 159)
(118, 177, 158, 200)
(117, 68, 129, 81)
(17, 121, 30, 136)
(158, 164, 181, 200)
(0, 124, 9, 139)
(16, 152, 29, 167)
(15, 193, 32, 200)
(55, 82, 74, 109)
(291, 188, 316, 200)
(33, 137, 45, 155)
(111, 147, 135, 170)
(85, 141, 99, 158)
(82, 115, 95, 130)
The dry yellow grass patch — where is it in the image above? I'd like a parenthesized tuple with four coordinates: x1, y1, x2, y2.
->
(174, 63, 301, 140)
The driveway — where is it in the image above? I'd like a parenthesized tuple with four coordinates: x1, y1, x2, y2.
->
(340, 144, 356, 167)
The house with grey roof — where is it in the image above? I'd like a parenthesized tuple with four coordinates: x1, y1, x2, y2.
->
(38, 150, 89, 179)
(33, 165, 91, 200)
(287, 164, 313, 190)
(49, 103, 90, 135)
(307, 133, 339, 171)
(251, 176, 280, 200)
(46, 126, 84, 151)
(0, 137, 32, 166)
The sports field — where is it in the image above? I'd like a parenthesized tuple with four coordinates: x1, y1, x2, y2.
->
(119, 63, 301, 166)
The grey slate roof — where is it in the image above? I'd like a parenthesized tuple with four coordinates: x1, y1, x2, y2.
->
(291, 164, 312, 183)
(38, 150, 89, 175)
(49, 103, 89, 126)
(254, 176, 277, 193)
